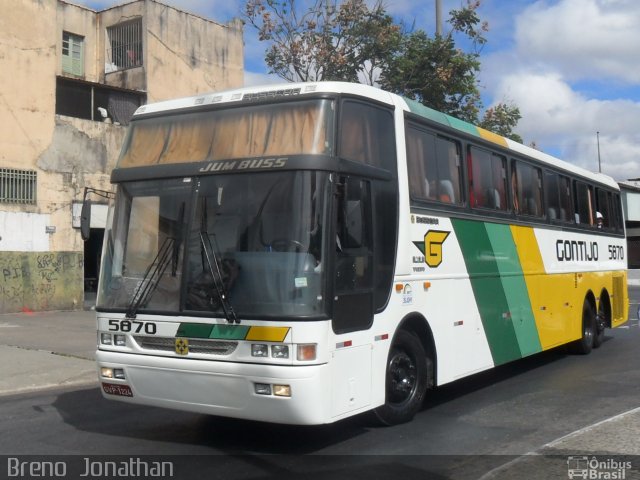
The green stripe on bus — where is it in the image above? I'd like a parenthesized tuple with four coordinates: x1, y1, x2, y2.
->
(445, 115, 480, 137)
(485, 223, 542, 357)
(176, 323, 213, 338)
(452, 219, 522, 365)
(209, 325, 250, 340)
(404, 98, 450, 126)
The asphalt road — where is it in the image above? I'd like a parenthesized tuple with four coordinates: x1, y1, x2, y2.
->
(1, 288, 639, 479)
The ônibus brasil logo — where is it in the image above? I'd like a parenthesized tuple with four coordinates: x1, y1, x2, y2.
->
(567, 456, 631, 479)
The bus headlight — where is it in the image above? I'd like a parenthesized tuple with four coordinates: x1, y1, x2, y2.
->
(114, 334, 126, 347)
(251, 344, 269, 357)
(100, 333, 112, 345)
(271, 345, 289, 359)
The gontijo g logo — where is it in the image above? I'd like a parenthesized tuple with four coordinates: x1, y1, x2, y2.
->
(413, 230, 451, 268)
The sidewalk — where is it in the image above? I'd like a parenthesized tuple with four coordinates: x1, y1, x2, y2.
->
(0, 309, 97, 395)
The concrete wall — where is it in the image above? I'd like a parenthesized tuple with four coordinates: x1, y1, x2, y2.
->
(0, 251, 84, 313)
(144, 3, 243, 101)
(0, 0, 57, 174)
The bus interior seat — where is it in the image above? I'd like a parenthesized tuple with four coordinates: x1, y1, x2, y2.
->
(439, 180, 455, 203)
(548, 207, 557, 220)
(559, 208, 567, 221)
(487, 189, 500, 209)
(212, 216, 240, 252)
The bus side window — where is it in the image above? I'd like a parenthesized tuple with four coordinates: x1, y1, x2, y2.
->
(596, 188, 612, 229)
(574, 180, 595, 226)
(435, 136, 463, 204)
(468, 146, 506, 210)
(338, 101, 395, 170)
(511, 160, 542, 217)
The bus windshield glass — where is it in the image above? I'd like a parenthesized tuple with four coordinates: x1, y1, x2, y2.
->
(97, 171, 329, 318)
(117, 99, 334, 168)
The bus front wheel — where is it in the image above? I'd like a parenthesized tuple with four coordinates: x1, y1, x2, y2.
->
(374, 329, 428, 425)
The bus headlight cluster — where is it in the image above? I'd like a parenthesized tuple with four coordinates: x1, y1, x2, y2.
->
(250, 343, 316, 361)
(251, 343, 289, 359)
(100, 333, 126, 347)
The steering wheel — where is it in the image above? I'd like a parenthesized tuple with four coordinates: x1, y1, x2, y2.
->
(270, 239, 305, 252)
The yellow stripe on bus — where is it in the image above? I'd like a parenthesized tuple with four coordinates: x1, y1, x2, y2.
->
(477, 127, 509, 147)
(245, 326, 290, 342)
(510, 226, 576, 350)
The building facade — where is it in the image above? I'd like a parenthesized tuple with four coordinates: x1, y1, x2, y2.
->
(619, 180, 640, 269)
(0, 0, 243, 313)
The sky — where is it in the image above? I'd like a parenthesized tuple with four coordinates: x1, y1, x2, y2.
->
(76, 0, 640, 181)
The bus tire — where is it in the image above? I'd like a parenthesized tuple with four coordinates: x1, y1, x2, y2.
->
(374, 329, 428, 425)
(571, 299, 595, 355)
(593, 300, 607, 349)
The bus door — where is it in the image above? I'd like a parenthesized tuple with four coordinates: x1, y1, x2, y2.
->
(332, 175, 374, 333)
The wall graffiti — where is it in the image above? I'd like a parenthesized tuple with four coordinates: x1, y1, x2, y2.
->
(0, 252, 84, 313)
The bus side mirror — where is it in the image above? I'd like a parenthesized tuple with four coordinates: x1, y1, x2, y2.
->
(80, 198, 91, 241)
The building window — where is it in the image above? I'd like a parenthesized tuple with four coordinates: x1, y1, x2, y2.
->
(62, 31, 84, 77)
(0, 169, 37, 205)
(106, 19, 143, 72)
(56, 77, 145, 126)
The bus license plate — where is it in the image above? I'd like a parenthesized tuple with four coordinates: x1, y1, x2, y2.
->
(102, 383, 133, 397)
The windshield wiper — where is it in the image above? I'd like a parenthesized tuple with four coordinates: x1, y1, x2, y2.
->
(200, 231, 239, 324)
(126, 237, 176, 319)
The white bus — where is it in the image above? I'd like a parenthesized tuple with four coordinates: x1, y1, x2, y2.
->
(88, 82, 628, 425)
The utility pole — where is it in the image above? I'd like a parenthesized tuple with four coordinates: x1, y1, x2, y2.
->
(597, 131, 602, 173)
(435, 0, 442, 36)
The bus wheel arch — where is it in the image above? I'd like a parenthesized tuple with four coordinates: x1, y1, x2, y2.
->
(374, 314, 435, 425)
(594, 289, 611, 348)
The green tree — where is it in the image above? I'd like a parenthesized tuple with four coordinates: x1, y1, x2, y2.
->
(244, 0, 523, 140)
(378, 29, 483, 123)
(243, 0, 401, 84)
(478, 103, 523, 143)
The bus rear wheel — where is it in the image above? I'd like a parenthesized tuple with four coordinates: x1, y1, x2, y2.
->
(571, 299, 595, 355)
(593, 300, 607, 348)
(374, 329, 428, 425)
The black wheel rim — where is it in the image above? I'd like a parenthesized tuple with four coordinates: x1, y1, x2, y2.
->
(388, 350, 417, 404)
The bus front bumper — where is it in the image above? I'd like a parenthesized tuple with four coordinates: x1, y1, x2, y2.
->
(96, 350, 332, 425)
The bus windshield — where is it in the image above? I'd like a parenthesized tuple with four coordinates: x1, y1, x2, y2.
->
(97, 171, 329, 318)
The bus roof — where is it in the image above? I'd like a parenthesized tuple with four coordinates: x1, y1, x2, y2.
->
(132, 81, 618, 190)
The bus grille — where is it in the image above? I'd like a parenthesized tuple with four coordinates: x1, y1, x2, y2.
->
(133, 336, 238, 355)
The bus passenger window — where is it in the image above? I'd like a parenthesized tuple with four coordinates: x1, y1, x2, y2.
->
(574, 181, 595, 225)
(468, 146, 506, 210)
(545, 171, 573, 222)
(511, 160, 542, 217)
(405, 123, 462, 205)
(435, 136, 463, 204)
(596, 188, 612, 229)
